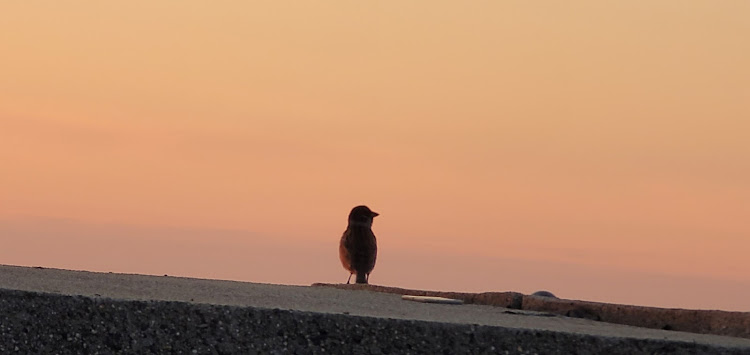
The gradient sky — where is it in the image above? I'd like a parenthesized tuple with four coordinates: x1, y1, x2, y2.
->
(1, 2, 748, 311)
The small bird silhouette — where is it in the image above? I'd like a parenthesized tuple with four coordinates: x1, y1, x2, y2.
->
(339, 205, 379, 284)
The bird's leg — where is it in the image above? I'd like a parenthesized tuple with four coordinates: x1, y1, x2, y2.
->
(347, 273, 352, 284)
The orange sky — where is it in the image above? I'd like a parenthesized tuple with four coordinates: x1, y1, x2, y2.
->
(1, 2, 748, 310)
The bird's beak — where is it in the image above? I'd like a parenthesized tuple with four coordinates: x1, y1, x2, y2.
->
(372, 212, 379, 217)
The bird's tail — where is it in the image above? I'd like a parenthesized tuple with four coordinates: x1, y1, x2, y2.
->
(355, 272, 368, 284)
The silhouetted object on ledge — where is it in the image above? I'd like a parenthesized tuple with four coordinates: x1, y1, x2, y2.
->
(339, 205, 379, 284)
(531, 290, 558, 299)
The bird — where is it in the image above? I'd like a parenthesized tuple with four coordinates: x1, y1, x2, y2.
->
(339, 205, 379, 284)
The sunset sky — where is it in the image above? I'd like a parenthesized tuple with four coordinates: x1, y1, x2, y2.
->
(1, 2, 748, 311)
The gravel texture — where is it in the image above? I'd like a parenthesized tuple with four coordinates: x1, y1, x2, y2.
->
(0, 288, 747, 355)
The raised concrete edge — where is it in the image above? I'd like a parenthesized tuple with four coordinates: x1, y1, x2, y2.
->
(313, 283, 750, 339)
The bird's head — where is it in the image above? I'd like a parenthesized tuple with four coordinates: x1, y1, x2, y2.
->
(348, 205, 379, 226)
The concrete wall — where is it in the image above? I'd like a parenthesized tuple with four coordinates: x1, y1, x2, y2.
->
(0, 289, 742, 354)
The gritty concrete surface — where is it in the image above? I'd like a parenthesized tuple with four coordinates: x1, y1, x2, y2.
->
(1, 264, 749, 354)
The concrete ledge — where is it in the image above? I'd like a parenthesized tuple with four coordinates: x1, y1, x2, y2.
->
(522, 296, 750, 339)
(0, 288, 745, 355)
(313, 283, 525, 309)
(313, 283, 750, 339)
